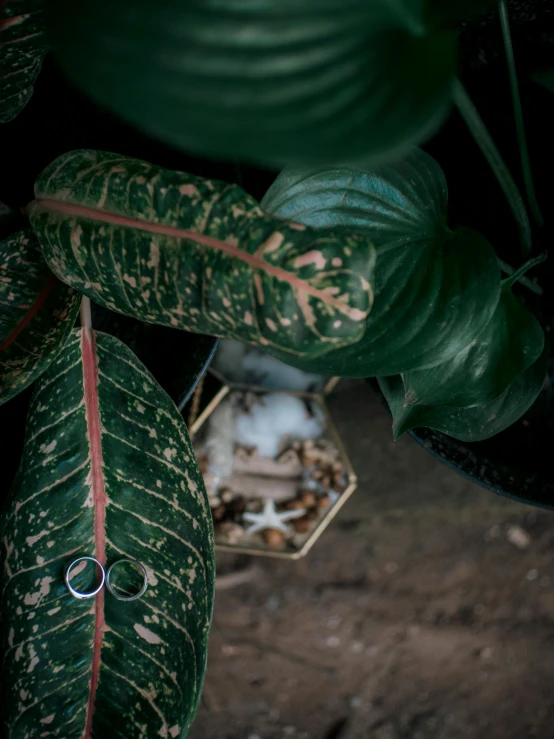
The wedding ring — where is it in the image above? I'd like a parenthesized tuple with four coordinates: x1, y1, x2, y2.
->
(64, 556, 106, 600)
(105, 558, 148, 602)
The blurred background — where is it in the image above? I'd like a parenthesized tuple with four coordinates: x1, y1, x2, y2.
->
(190, 381, 554, 739)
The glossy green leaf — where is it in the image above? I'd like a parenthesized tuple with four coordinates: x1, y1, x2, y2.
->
(29, 149, 376, 361)
(48, 0, 455, 167)
(260, 148, 501, 376)
(378, 346, 547, 441)
(401, 273, 545, 408)
(0, 228, 80, 405)
(0, 0, 48, 123)
(0, 328, 215, 738)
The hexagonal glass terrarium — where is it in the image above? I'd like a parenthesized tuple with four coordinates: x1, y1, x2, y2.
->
(189, 377, 357, 559)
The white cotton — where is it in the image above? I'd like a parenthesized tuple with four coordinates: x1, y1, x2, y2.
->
(234, 393, 324, 458)
(212, 339, 325, 391)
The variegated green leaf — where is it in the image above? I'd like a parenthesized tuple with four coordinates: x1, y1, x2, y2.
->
(0, 328, 215, 738)
(0, 0, 48, 123)
(0, 228, 80, 405)
(29, 149, 375, 360)
(378, 346, 547, 442)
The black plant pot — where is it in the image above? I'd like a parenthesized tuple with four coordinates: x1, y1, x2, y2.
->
(370, 0, 554, 508)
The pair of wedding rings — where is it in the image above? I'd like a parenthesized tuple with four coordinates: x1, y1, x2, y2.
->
(64, 556, 148, 602)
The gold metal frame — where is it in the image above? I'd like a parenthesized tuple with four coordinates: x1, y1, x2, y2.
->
(190, 382, 357, 560)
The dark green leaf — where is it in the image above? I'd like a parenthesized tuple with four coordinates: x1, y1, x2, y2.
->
(0, 328, 215, 738)
(48, 0, 455, 166)
(532, 69, 554, 94)
(29, 149, 376, 361)
(401, 274, 544, 408)
(260, 148, 501, 376)
(427, 0, 497, 25)
(0, 229, 80, 405)
(378, 346, 547, 442)
(0, 0, 48, 123)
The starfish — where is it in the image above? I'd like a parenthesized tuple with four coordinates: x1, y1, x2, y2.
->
(243, 499, 306, 534)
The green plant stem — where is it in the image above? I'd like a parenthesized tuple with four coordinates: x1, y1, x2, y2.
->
(80, 295, 92, 331)
(498, 0, 544, 226)
(452, 78, 532, 255)
(503, 252, 547, 288)
(498, 257, 543, 294)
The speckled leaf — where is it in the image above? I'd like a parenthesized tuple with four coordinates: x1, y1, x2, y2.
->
(47, 0, 455, 167)
(0, 0, 48, 123)
(378, 346, 547, 442)
(260, 148, 501, 376)
(29, 149, 375, 361)
(0, 328, 215, 738)
(401, 270, 545, 409)
(0, 228, 80, 405)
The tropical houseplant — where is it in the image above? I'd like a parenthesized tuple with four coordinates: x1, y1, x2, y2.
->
(0, 0, 551, 735)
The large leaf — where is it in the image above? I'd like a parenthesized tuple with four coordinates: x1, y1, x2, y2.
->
(400, 271, 545, 408)
(378, 346, 547, 442)
(260, 148, 501, 376)
(0, 228, 80, 405)
(0, 0, 48, 123)
(47, 0, 455, 167)
(29, 149, 376, 361)
(0, 328, 215, 738)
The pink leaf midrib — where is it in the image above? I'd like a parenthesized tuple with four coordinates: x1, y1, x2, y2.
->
(31, 198, 362, 319)
(80, 327, 107, 739)
(0, 275, 55, 352)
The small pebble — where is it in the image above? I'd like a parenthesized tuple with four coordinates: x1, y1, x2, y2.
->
(506, 525, 531, 550)
(292, 516, 312, 534)
(221, 490, 234, 504)
(479, 646, 493, 660)
(326, 615, 341, 629)
(326, 635, 340, 647)
(263, 528, 286, 548)
(526, 568, 539, 581)
(384, 562, 399, 574)
(300, 490, 317, 507)
(485, 524, 501, 540)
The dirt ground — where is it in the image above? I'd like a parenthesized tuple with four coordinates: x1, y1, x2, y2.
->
(190, 382, 554, 739)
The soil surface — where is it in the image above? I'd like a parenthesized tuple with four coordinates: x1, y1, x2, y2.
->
(190, 382, 554, 739)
